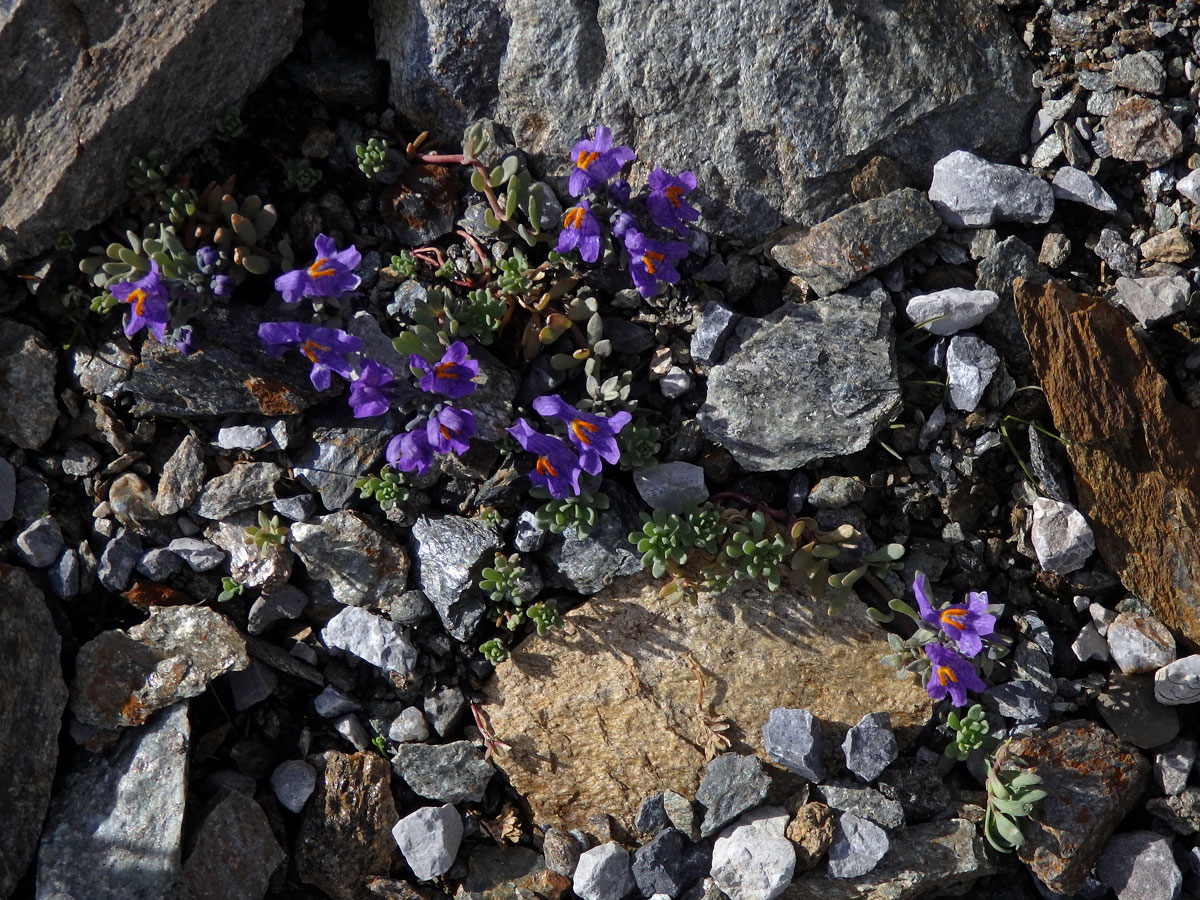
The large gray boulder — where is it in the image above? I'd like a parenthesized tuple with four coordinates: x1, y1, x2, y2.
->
(0, 0, 304, 267)
(372, 0, 1033, 241)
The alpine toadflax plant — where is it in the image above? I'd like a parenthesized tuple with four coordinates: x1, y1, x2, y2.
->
(110, 261, 170, 342)
(257, 322, 362, 391)
(275, 233, 361, 304)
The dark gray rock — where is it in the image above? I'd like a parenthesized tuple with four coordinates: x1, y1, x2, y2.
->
(1097, 674, 1179, 749)
(375, 0, 1032, 243)
(975, 236, 1046, 370)
(385, 590, 435, 626)
(696, 753, 772, 838)
(1051, 166, 1118, 212)
(137, 547, 184, 581)
(633, 462, 708, 514)
(97, 527, 143, 592)
(178, 789, 286, 899)
(290, 510, 410, 608)
(927, 150, 1054, 227)
(15, 516, 64, 568)
(36, 704, 189, 900)
(1095, 831, 1180, 900)
(762, 707, 824, 782)
(124, 308, 321, 418)
(664, 790, 700, 841)
(841, 712, 898, 782)
(273, 493, 319, 522)
(0, 1, 303, 266)
(814, 783, 904, 830)
(391, 741, 494, 803)
(1094, 227, 1140, 278)
(538, 486, 643, 594)
(154, 433, 206, 516)
(807, 476, 865, 510)
(47, 548, 81, 599)
(636, 794, 670, 836)
(73, 338, 136, 399)
(691, 301, 739, 368)
(166, 537, 225, 572)
(0, 458, 13, 523)
(698, 292, 899, 470)
(191, 463, 282, 520)
(321, 606, 418, 677)
(876, 759, 950, 822)
(292, 419, 396, 511)
(1146, 787, 1200, 834)
(982, 679, 1051, 725)
(827, 812, 889, 879)
(1153, 739, 1197, 796)
(314, 686, 360, 718)
(61, 441, 101, 477)
(423, 685, 467, 737)
(247, 584, 309, 635)
(543, 827, 584, 877)
(0, 566, 67, 899)
(0, 321, 56, 449)
(770, 188, 941, 295)
(227, 659, 277, 711)
(271, 759, 318, 814)
(411, 515, 500, 641)
(632, 827, 687, 897)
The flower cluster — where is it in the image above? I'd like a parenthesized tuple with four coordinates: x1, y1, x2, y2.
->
(385, 343, 479, 476)
(555, 125, 697, 298)
(507, 395, 631, 499)
(913, 573, 996, 707)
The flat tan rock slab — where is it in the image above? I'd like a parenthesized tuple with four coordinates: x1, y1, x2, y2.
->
(483, 575, 932, 833)
(1014, 277, 1200, 645)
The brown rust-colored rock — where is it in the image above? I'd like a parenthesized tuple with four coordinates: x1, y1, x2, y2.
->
(482, 574, 932, 834)
(1009, 720, 1148, 895)
(1014, 277, 1200, 646)
(296, 752, 399, 900)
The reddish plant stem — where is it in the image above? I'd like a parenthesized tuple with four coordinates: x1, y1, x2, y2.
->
(457, 228, 492, 277)
(706, 491, 791, 524)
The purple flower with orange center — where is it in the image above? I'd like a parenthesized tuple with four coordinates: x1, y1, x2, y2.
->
(257, 321, 362, 391)
(386, 427, 434, 475)
(274, 233, 362, 304)
(568, 126, 636, 197)
(411, 341, 479, 398)
(426, 406, 475, 456)
(913, 572, 996, 658)
(623, 229, 689, 298)
(110, 262, 170, 342)
(348, 359, 406, 418)
(507, 418, 583, 499)
(555, 200, 602, 263)
(531, 394, 631, 475)
(647, 167, 700, 236)
(924, 643, 986, 707)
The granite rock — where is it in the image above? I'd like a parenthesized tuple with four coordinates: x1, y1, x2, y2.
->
(391, 741, 493, 804)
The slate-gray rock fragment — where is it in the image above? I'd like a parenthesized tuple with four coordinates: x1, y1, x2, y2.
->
(0, 458, 14, 523)
(411, 515, 500, 640)
(97, 527, 143, 592)
(841, 712, 898, 782)
(1051, 166, 1118, 212)
(271, 759, 318, 814)
(154, 433, 206, 516)
(1114, 275, 1189, 327)
(691, 301, 739, 367)
(770, 189, 941, 296)
(1095, 831, 1181, 900)
(1107, 612, 1176, 675)
(827, 812, 889, 879)
(698, 293, 900, 470)
(1094, 227, 1141, 277)
(16, 516, 64, 568)
(905, 288, 1001, 336)
(538, 486, 643, 594)
(814, 783, 904, 830)
(290, 511, 410, 608)
(1097, 674, 1179, 750)
(36, 704, 190, 900)
(573, 842, 636, 900)
(632, 828, 688, 897)
(927, 150, 1054, 227)
(633, 462, 708, 513)
(696, 753, 772, 838)
(392, 804, 463, 881)
(1030, 497, 1094, 574)
(192, 463, 282, 520)
(167, 537, 226, 572)
(0, 321, 56, 449)
(178, 788, 286, 900)
(391, 741, 493, 803)
(322, 606, 418, 676)
(0, 565, 67, 900)
(763, 707, 824, 782)
(292, 419, 396, 510)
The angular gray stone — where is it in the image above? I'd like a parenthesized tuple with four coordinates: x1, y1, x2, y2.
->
(1030, 497, 1094, 575)
(1114, 275, 1189, 327)
(73, 338, 136, 399)
(271, 759, 318, 814)
(47, 548, 81, 599)
(290, 510, 410, 608)
(292, 419, 395, 511)
(0, 1, 303, 266)
(227, 659, 277, 711)
(1112, 51, 1166, 94)
(391, 741, 493, 803)
(192, 463, 282, 520)
(1098, 675, 1180, 750)
(321, 606, 418, 676)
(97, 527, 143, 592)
(411, 515, 500, 640)
(1107, 612, 1176, 675)
(661, 366, 694, 399)
(539, 487, 643, 594)
(696, 753, 772, 838)
(692, 301, 739, 367)
(762, 707, 824, 782)
(1094, 227, 1141, 277)
(377, 0, 1032, 243)
(1177, 169, 1200, 205)
(0, 458, 13, 523)
(807, 476, 865, 510)
(875, 759, 950, 823)
(392, 804, 463, 881)
(945, 335, 1000, 412)
(1155, 656, 1200, 706)
(1051, 166, 1118, 212)
(205, 512, 294, 592)
(814, 783, 904, 830)
(841, 712, 898, 782)
(1095, 831, 1180, 900)
(36, 704, 189, 900)
(544, 827, 584, 878)
(314, 686, 360, 718)
(273, 493, 318, 522)
(928, 150, 1054, 227)
(216, 425, 272, 451)
(827, 812, 889, 879)
(423, 685, 467, 737)
(388, 707, 431, 743)
(905, 288, 1001, 336)
(0, 321, 57, 449)
(137, 547, 184, 581)
(247, 584, 309, 635)
(698, 293, 900, 470)
(178, 789, 285, 899)
(16, 516, 64, 568)
(1154, 739, 1197, 796)
(154, 433, 206, 516)
(166, 537, 226, 572)
(982, 680, 1050, 725)
(0, 565, 67, 899)
(771, 189, 941, 295)
(710, 807, 794, 900)
(574, 842, 636, 900)
(1106, 97, 1181, 166)
(633, 462, 708, 514)
(61, 442, 101, 478)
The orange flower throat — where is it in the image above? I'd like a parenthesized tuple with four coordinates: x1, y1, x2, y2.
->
(577, 150, 601, 170)
(571, 419, 599, 445)
(433, 361, 460, 380)
(642, 250, 665, 275)
(301, 339, 330, 363)
(308, 257, 335, 278)
(563, 207, 586, 230)
(535, 457, 558, 478)
(128, 288, 147, 317)
(665, 184, 684, 208)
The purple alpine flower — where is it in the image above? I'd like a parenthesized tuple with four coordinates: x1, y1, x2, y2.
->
(173, 327, 196, 356)
(531, 394, 631, 475)
(411, 341, 478, 398)
(913, 572, 996, 658)
(348, 359, 396, 418)
(210, 273, 235, 297)
(647, 168, 700, 236)
(555, 200, 602, 263)
(507, 418, 583, 499)
(623, 229, 688, 298)
(426, 406, 475, 456)
(257, 321, 362, 391)
(110, 262, 170, 342)
(196, 245, 220, 273)
(608, 178, 632, 207)
(611, 210, 638, 241)
(568, 126, 636, 197)
(386, 427, 434, 475)
(274, 233, 362, 304)
(924, 643, 987, 707)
